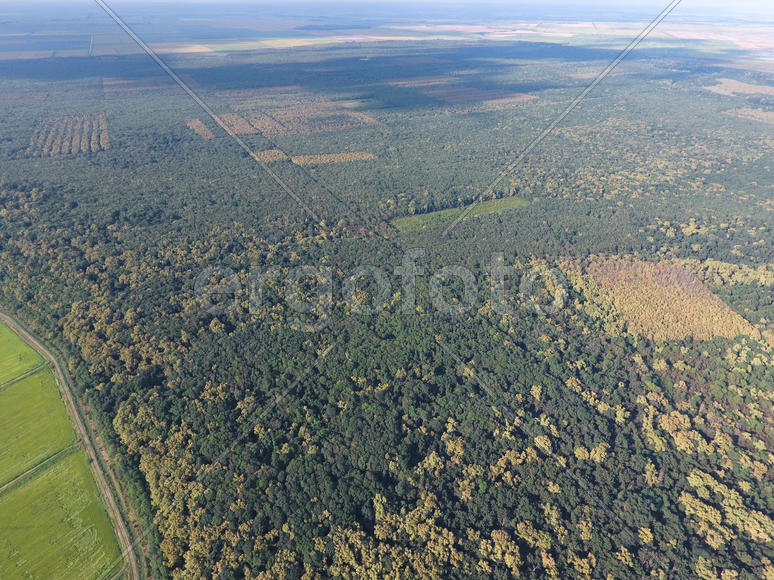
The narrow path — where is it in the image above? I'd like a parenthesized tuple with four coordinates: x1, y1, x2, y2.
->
(0, 311, 140, 580)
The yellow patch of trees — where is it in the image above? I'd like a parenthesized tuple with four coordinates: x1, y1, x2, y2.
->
(214, 113, 258, 135)
(687, 469, 774, 544)
(216, 86, 378, 137)
(676, 258, 774, 287)
(252, 149, 289, 163)
(185, 118, 215, 140)
(291, 152, 377, 166)
(478, 530, 522, 577)
(564, 256, 761, 342)
(329, 493, 465, 579)
(563, 375, 629, 424)
(26, 113, 110, 157)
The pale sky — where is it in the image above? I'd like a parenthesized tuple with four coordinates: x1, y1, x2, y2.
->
(2, 0, 773, 20)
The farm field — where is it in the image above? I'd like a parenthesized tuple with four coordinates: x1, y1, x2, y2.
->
(0, 371, 74, 485)
(392, 196, 529, 232)
(0, 452, 121, 580)
(0, 323, 41, 381)
(102, 76, 176, 94)
(390, 76, 533, 105)
(0, 322, 120, 579)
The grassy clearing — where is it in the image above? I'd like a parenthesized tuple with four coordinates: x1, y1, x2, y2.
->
(0, 323, 41, 383)
(0, 370, 75, 485)
(0, 451, 121, 580)
(392, 196, 529, 232)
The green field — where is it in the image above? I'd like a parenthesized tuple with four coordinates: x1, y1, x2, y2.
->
(0, 452, 121, 580)
(0, 323, 42, 383)
(391, 196, 529, 232)
(0, 371, 76, 485)
(0, 322, 120, 579)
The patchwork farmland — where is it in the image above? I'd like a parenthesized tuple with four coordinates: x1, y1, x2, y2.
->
(0, 321, 121, 579)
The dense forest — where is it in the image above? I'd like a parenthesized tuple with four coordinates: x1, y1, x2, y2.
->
(1, 14, 774, 579)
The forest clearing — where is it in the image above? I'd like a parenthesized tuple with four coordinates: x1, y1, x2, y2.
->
(392, 196, 529, 232)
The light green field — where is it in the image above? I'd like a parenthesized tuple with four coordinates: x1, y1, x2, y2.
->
(0, 451, 121, 580)
(0, 323, 42, 382)
(391, 196, 529, 232)
(0, 322, 120, 579)
(0, 370, 75, 485)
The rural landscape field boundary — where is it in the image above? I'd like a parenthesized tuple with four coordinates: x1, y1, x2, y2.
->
(0, 361, 47, 393)
(0, 310, 141, 580)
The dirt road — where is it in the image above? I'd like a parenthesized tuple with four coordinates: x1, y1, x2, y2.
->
(0, 311, 140, 580)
